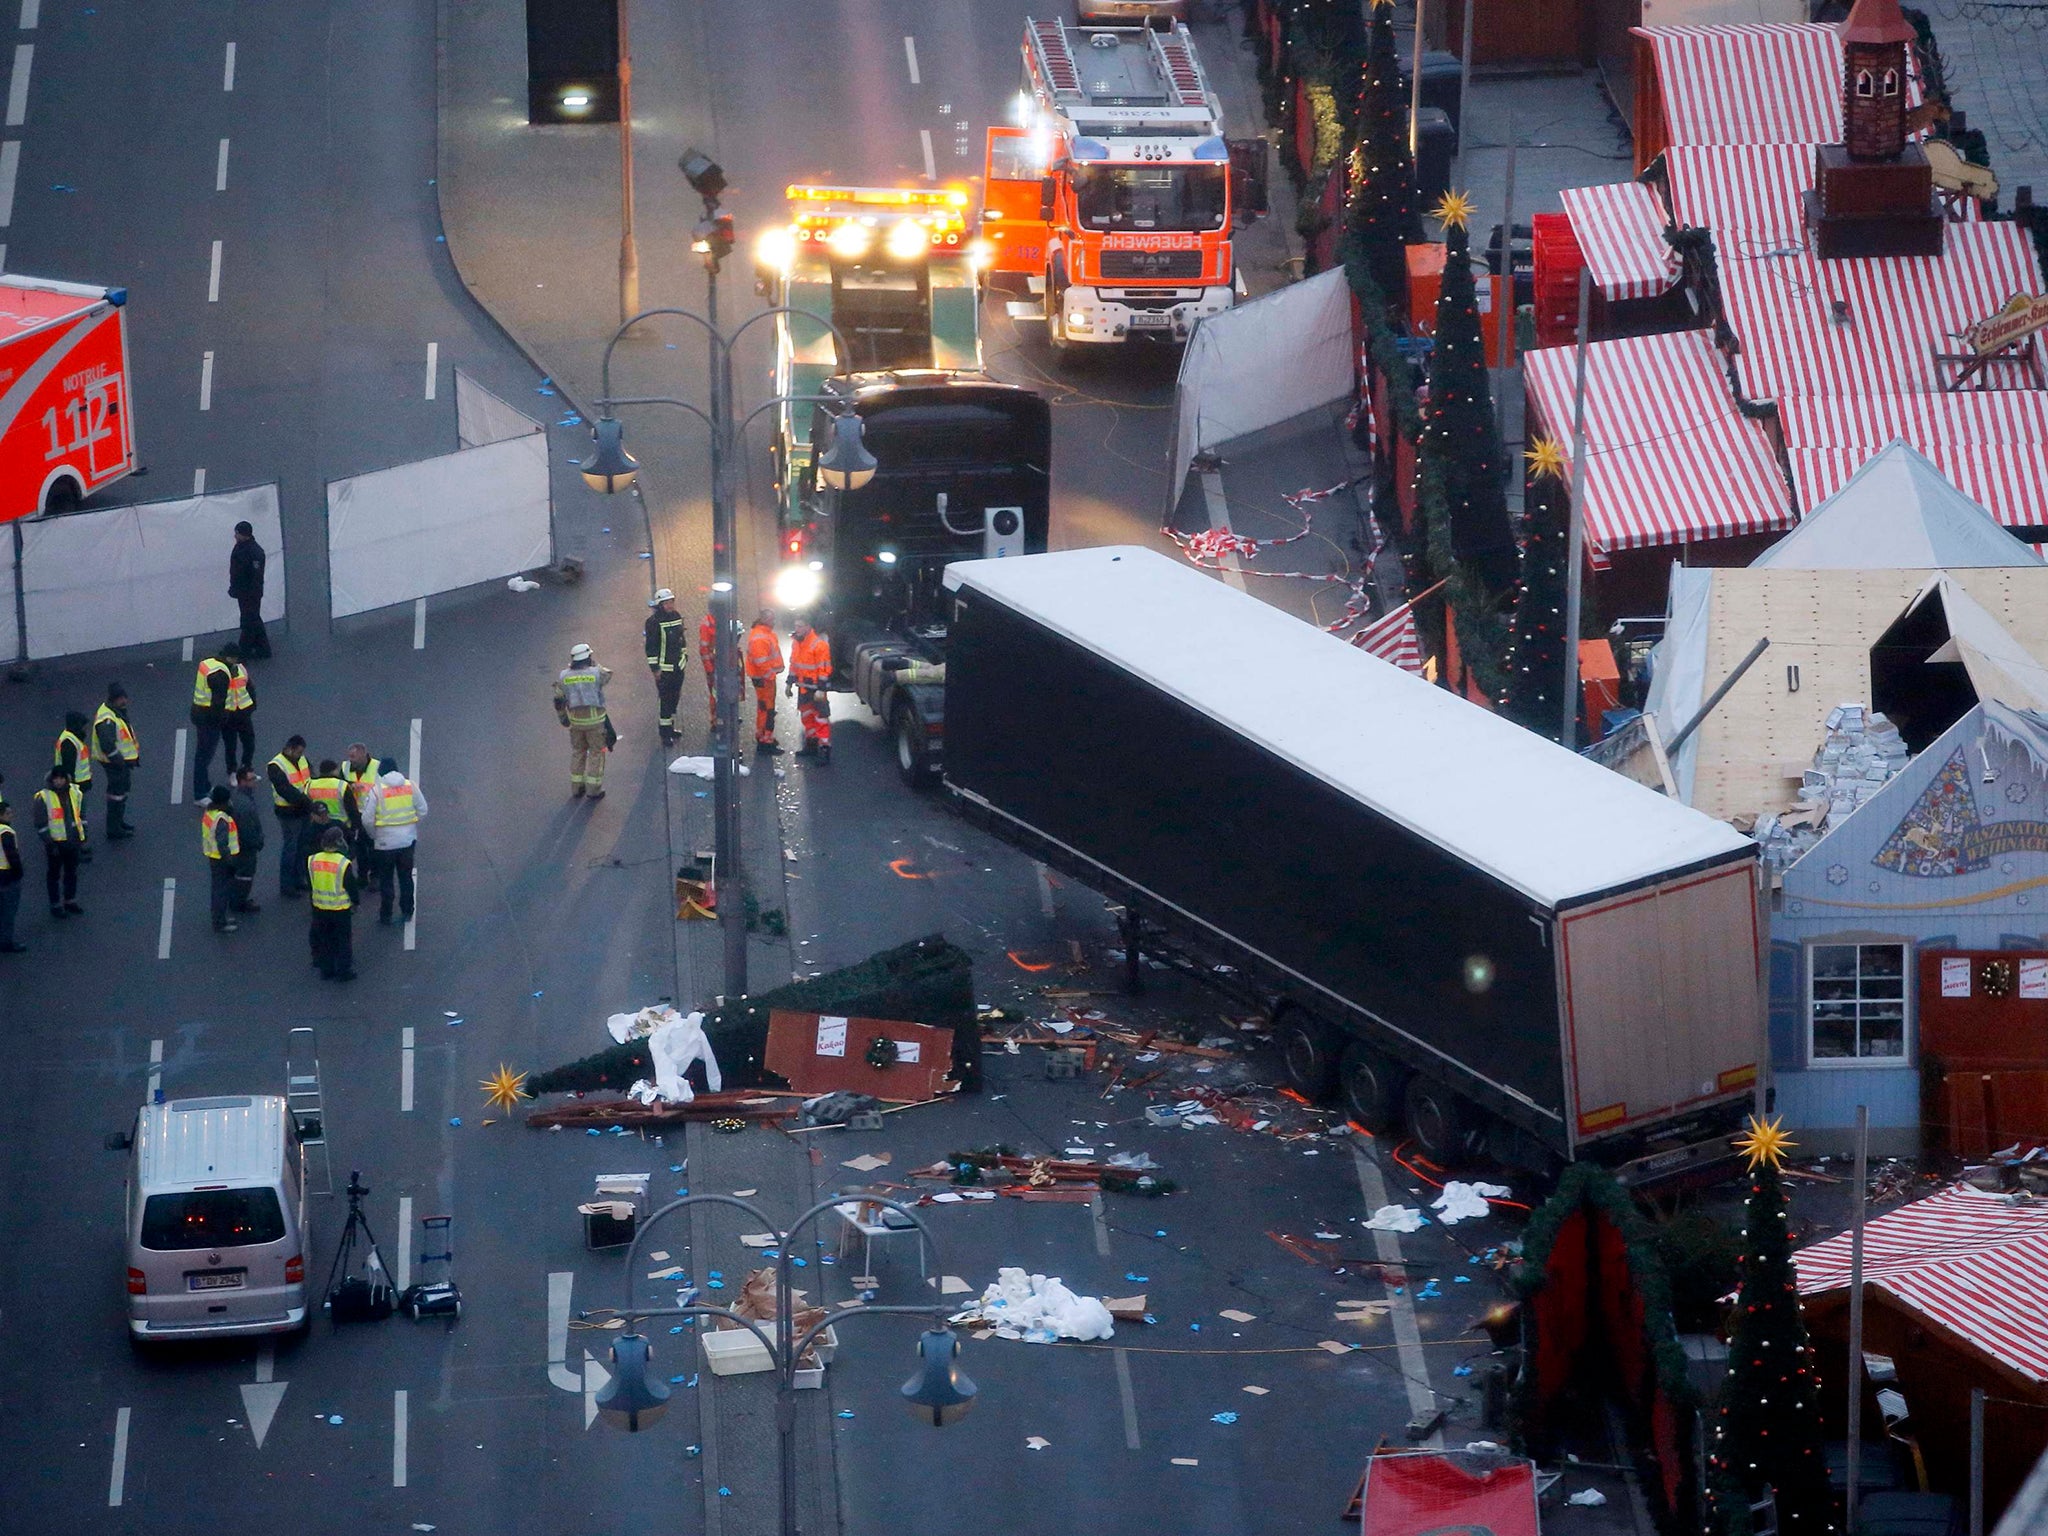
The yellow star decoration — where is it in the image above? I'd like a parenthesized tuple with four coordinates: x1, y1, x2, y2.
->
(481, 1063, 529, 1113)
(1432, 189, 1477, 231)
(1733, 1113, 1796, 1171)
(1526, 437, 1570, 482)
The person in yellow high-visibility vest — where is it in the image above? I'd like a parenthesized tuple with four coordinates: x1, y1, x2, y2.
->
(306, 827, 362, 982)
(553, 643, 613, 799)
(31, 769, 86, 917)
(364, 767, 427, 926)
(201, 786, 242, 933)
(92, 684, 141, 840)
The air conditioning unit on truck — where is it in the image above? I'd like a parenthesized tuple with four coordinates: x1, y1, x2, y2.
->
(983, 18, 1257, 350)
(938, 547, 1767, 1187)
(753, 182, 983, 578)
(0, 275, 138, 521)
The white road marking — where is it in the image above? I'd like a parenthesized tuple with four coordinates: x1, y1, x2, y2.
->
(903, 35, 920, 84)
(207, 239, 222, 303)
(1200, 471, 1247, 592)
(919, 128, 936, 179)
(547, 1272, 581, 1392)
(392, 1390, 409, 1487)
(147, 1037, 162, 1100)
(1350, 1144, 1441, 1444)
(215, 137, 229, 191)
(412, 596, 426, 650)
(240, 1369, 287, 1448)
(1035, 861, 1055, 919)
(6, 43, 32, 126)
(156, 879, 176, 959)
(181, 633, 195, 659)
(404, 872, 417, 951)
(198, 350, 214, 411)
(582, 1353, 608, 1429)
(171, 728, 188, 801)
(0, 140, 21, 227)
(18, 0, 38, 30)
(190, 469, 205, 497)
(1114, 1347, 1141, 1450)
(424, 341, 437, 399)
(0, 242, 6, 268)
(107, 1407, 130, 1506)
(255, 1342, 274, 1383)
(409, 717, 422, 784)
(222, 40, 235, 92)
(1088, 1192, 1111, 1257)
(396, 1195, 413, 1287)
(400, 1027, 415, 1112)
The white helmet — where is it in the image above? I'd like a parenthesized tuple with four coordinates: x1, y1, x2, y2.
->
(569, 642, 594, 662)
(651, 588, 675, 606)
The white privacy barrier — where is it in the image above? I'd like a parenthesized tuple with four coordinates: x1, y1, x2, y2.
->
(14, 484, 283, 660)
(1165, 266, 1355, 516)
(1, 528, 16, 663)
(457, 368, 542, 450)
(327, 427, 551, 619)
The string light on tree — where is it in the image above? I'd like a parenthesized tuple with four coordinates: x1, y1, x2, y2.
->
(1497, 438, 1571, 739)
(1342, 0, 1422, 311)
(1706, 1114, 1837, 1536)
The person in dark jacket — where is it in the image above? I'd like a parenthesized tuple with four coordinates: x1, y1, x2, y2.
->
(230, 521, 271, 658)
(0, 798, 25, 952)
(202, 786, 241, 932)
(93, 683, 141, 839)
(229, 767, 267, 915)
(32, 768, 86, 916)
(645, 588, 688, 746)
(53, 710, 96, 861)
(267, 735, 314, 897)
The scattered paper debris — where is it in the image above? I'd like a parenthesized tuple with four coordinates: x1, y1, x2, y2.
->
(940, 1275, 973, 1295)
(1317, 1340, 1357, 1355)
(1102, 1295, 1148, 1319)
(1025, 1436, 1051, 1451)
(1242, 1385, 1269, 1396)
(842, 1154, 892, 1173)
(1366, 1205, 1426, 1233)
(1218, 1308, 1256, 1323)
(733, 1188, 758, 1197)
(1336, 1301, 1392, 1321)
(1171, 1457, 1200, 1467)
(648, 1251, 670, 1262)
(739, 1233, 781, 1249)
(647, 1266, 684, 1280)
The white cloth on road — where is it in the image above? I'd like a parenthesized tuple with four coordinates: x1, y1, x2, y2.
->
(1431, 1182, 1511, 1225)
(1365, 1205, 1427, 1234)
(613, 1004, 722, 1103)
(959, 1267, 1115, 1343)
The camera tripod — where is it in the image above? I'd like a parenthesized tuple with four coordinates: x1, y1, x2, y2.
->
(324, 1170, 395, 1325)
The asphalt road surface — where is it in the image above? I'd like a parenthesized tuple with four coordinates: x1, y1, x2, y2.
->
(0, 3, 1502, 1532)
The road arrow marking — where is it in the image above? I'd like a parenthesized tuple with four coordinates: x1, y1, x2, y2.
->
(547, 1272, 580, 1393)
(583, 1351, 609, 1430)
(240, 1381, 287, 1448)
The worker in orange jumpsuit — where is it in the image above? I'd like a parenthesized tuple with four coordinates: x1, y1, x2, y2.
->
(697, 611, 719, 711)
(787, 620, 833, 763)
(744, 611, 784, 753)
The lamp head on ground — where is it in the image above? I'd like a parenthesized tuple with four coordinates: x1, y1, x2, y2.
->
(679, 150, 726, 202)
(814, 412, 877, 491)
(901, 1328, 977, 1427)
(579, 418, 639, 494)
(594, 1334, 671, 1432)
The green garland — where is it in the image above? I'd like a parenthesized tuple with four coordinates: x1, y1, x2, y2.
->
(1512, 1162, 1696, 1526)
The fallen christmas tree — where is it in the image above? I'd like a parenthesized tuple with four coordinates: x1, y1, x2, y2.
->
(524, 934, 980, 1097)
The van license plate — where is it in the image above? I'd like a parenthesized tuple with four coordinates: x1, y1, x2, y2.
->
(188, 1270, 245, 1291)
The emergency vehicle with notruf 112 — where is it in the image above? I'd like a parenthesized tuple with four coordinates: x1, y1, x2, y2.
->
(982, 17, 1265, 350)
(753, 182, 986, 562)
(0, 274, 138, 522)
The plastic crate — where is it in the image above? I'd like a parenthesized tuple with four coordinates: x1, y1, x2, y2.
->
(702, 1327, 774, 1376)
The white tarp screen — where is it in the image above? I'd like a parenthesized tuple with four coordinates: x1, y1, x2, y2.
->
(1166, 267, 1354, 516)
(19, 484, 283, 659)
(327, 430, 551, 618)
(2, 529, 18, 663)
(456, 368, 542, 450)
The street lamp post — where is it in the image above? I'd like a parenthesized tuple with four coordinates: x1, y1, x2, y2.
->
(580, 303, 868, 1006)
(614, 0, 639, 326)
(587, 1193, 977, 1536)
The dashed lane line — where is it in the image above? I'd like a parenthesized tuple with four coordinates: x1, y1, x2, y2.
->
(919, 128, 935, 179)
(396, 1196, 413, 1288)
(424, 341, 438, 400)
(207, 239, 222, 303)
(19, 1, 39, 31)
(190, 469, 205, 498)
(412, 596, 426, 650)
(156, 879, 176, 960)
(0, 140, 21, 227)
(904, 35, 920, 85)
(400, 1027, 415, 1112)
(393, 1390, 408, 1487)
(409, 717, 422, 784)
(107, 1407, 130, 1507)
(6, 42, 32, 126)
(1200, 471, 1248, 592)
(199, 350, 214, 411)
(1114, 1347, 1141, 1450)
(147, 1037, 162, 1100)
(222, 40, 235, 92)
(215, 137, 229, 191)
(170, 728, 188, 802)
(1350, 1142, 1442, 1445)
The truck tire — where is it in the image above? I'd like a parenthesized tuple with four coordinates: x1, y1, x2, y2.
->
(1401, 1076, 1482, 1167)
(894, 703, 938, 790)
(1338, 1041, 1408, 1133)
(1274, 1005, 1340, 1100)
(1047, 256, 1074, 356)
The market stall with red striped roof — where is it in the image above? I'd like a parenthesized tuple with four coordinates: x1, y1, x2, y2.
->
(1777, 393, 2048, 531)
(1521, 329, 1790, 564)
(1556, 182, 1682, 302)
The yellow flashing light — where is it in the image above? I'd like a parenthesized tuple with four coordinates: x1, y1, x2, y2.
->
(886, 220, 931, 260)
(754, 225, 797, 274)
(826, 221, 873, 259)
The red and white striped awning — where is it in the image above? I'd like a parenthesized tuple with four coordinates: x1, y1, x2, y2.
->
(1779, 393, 2048, 528)
(1662, 143, 1980, 251)
(1558, 182, 1680, 302)
(1794, 1185, 2048, 1385)
(1633, 24, 1848, 147)
(1522, 330, 1791, 559)
(1717, 222, 2047, 400)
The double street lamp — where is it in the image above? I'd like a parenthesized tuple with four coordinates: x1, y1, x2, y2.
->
(577, 151, 874, 1001)
(586, 1193, 977, 1536)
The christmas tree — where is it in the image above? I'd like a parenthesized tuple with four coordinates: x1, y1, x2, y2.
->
(1497, 440, 1571, 739)
(1706, 1116, 1838, 1536)
(1416, 192, 1516, 593)
(1342, 0, 1421, 310)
